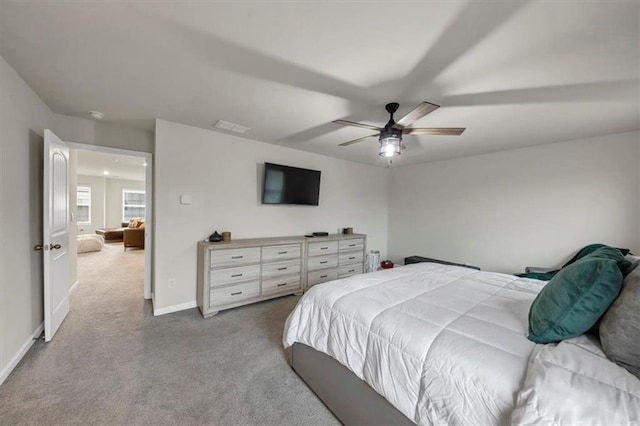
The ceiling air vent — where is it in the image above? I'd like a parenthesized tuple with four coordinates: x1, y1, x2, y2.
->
(213, 120, 250, 134)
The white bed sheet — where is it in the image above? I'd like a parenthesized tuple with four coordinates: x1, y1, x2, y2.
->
(283, 262, 545, 425)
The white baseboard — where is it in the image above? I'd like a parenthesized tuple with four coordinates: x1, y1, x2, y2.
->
(69, 280, 80, 294)
(153, 300, 197, 316)
(0, 322, 44, 386)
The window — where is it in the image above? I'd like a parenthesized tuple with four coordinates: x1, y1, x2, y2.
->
(77, 186, 91, 224)
(123, 189, 145, 222)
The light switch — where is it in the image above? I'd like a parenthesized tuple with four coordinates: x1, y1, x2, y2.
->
(180, 194, 192, 205)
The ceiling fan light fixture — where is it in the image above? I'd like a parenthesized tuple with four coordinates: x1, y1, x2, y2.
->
(379, 135, 401, 157)
(378, 126, 402, 157)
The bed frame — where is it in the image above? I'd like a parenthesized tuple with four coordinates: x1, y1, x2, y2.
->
(291, 343, 413, 425)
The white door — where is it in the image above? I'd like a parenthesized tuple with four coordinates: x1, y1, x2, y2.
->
(43, 129, 70, 342)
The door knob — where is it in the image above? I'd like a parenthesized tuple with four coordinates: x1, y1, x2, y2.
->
(34, 244, 43, 251)
(51, 244, 62, 250)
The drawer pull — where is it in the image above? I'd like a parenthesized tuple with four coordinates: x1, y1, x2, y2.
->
(231, 255, 244, 259)
(277, 283, 288, 287)
(320, 247, 328, 250)
(231, 273, 243, 278)
(277, 267, 288, 271)
(230, 291, 243, 296)
(320, 274, 328, 278)
(349, 269, 355, 273)
(348, 244, 356, 247)
(278, 251, 288, 255)
(348, 257, 356, 260)
(320, 261, 328, 264)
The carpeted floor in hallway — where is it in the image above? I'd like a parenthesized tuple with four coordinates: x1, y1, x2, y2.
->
(0, 243, 338, 425)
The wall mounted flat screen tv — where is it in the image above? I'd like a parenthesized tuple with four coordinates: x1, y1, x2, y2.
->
(262, 162, 321, 206)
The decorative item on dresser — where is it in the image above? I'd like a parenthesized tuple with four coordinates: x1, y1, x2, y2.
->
(306, 234, 366, 289)
(208, 231, 223, 242)
(196, 233, 367, 317)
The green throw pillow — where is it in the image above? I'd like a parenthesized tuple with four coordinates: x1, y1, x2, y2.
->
(563, 244, 630, 268)
(585, 247, 632, 273)
(528, 257, 623, 344)
(516, 244, 630, 281)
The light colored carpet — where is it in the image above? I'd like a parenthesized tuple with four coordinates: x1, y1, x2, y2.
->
(0, 244, 337, 425)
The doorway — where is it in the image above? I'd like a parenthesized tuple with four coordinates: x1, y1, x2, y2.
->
(68, 143, 152, 301)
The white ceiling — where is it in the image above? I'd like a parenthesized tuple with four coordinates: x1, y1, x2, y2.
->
(77, 150, 146, 181)
(1, 1, 638, 166)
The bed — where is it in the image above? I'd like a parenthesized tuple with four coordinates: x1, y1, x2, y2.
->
(283, 262, 640, 425)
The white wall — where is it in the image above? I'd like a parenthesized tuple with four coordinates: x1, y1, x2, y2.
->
(52, 113, 95, 145)
(388, 131, 640, 274)
(0, 55, 96, 382)
(95, 122, 154, 153)
(0, 55, 51, 380)
(76, 174, 106, 235)
(105, 178, 145, 228)
(154, 119, 389, 311)
(0, 54, 154, 383)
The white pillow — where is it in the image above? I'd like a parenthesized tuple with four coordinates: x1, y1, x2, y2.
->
(511, 335, 640, 425)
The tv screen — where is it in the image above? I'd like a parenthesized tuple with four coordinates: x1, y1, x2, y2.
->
(262, 163, 321, 206)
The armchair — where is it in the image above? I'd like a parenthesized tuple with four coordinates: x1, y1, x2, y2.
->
(123, 227, 145, 250)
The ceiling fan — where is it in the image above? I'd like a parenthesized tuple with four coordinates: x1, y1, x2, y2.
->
(332, 102, 465, 157)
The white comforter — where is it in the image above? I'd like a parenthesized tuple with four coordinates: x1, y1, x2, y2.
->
(283, 263, 545, 425)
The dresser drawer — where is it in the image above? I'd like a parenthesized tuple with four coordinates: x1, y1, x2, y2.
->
(210, 247, 261, 268)
(339, 239, 365, 252)
(308, 240, 338, 257)
(338, 264, 363, 278)
(210, 281, 260, 307)
(307, 254, 338, 272)
(307, 268, 338, 287)
(262, 259, 301, 278)
(262, 274, 301, 295)
(262, 244, 301, 262)
(339, 251, 364, 266)
(210, 264, 261, 287)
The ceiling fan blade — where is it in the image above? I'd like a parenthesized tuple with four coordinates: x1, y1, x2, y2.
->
(332, 119, 382, 131)
(394, 102, 440, 128)
(338, 134, 379, 147)
(403, 127, 466, 136)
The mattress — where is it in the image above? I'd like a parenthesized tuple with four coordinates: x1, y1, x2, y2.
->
(283, 262, 545, 425)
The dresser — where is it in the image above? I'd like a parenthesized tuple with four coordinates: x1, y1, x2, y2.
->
(197, 236, 304, 318)
(305, 234, 366, 289)
(197, 233, 367, 317)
